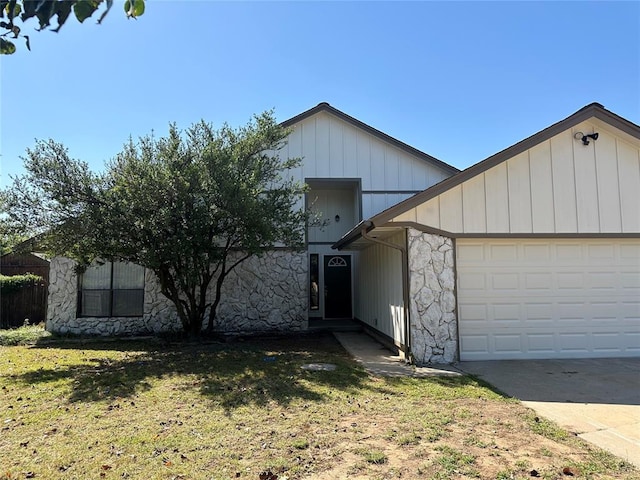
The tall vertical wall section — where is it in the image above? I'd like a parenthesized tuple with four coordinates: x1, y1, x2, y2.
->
(407, 228, 458, 364)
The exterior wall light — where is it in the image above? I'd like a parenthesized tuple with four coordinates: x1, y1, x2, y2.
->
(335, 214, 340, 223)
(574, 132, 599, 145)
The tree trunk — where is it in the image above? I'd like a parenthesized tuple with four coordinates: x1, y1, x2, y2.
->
(206, 270, 226, 333)
(187, 311, 203, 337)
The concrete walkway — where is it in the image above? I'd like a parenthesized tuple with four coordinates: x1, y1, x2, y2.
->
(334, 332, 640, 468)
(334, 331, 463, 377)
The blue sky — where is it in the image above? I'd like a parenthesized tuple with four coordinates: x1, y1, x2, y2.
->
(1, 1, 638, 187)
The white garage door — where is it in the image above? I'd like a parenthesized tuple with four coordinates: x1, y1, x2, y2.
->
(457, 239, 640, 361)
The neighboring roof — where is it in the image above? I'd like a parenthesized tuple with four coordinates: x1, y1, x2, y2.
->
(281, 102, 460, 176)
(1, 251, 50, 264)
(334, 102, 640, 249)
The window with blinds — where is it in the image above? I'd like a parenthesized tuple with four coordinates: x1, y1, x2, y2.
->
(79, 261, 145, 317)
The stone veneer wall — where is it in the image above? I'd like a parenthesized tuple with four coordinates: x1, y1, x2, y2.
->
(47, 251, 308, 336)
(407, 229, 458, 364)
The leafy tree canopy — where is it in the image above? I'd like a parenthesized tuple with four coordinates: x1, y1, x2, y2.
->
(2, 112, 308, 335)
(0, 229, 27, 255)
(1, 0, 145, 54)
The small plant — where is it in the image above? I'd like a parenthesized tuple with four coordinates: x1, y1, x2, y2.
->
(434, 445, 476, 475)
(398, 432, 421, 446)
(539, 447, 553, 457)
(495, 469, 514, 480)
(423, 427, 444, 442)
(359, 449, 387, 464)
(528, 414, 568, 440)
(463, 435, 489, 448)
(291, 439, 309, 450)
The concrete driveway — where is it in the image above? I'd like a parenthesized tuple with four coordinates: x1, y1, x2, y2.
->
(457, 358, 640, 468)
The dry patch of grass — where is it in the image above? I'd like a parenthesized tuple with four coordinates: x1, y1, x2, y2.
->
(0, 333, 636, 480)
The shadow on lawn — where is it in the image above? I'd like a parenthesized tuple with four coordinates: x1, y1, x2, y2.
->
(11, 333, 380, 411)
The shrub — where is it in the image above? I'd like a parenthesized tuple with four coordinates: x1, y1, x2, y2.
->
(0, 273, 45, 294)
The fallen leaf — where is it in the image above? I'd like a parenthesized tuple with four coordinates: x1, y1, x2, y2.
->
(562, 466, 578, 476)
(101, 465, 112, 471)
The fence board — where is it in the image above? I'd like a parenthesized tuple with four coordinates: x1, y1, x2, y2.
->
(1, 283, 48, 329)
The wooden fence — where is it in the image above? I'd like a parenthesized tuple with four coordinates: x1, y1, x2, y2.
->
(1, 282, 48, 328)
(0, 257, 50, 329)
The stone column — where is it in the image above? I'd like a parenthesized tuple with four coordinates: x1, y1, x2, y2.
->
(407, 229, 458, 364)
(46, 257, 79, 334)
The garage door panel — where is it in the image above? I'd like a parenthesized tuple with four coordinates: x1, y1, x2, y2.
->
(621, 273, 640, 291)
(494, 334, 524, 354)
(526, 303, 554, 321)
(523, 244, 551, 260)
(458, 272, 486, 290)
(525, 273, 553, 289)
(592, 332, 624, 352)
(460, 334, 489, 355)
(527, 334, 556, 353)
(492, 273, 519, 289)
(625, 333, 640, 352)
(558, 332, 590, 352)
(492, 303, 521, 323)
(490, 244, 518, 261)
(457, 239, 640, 360)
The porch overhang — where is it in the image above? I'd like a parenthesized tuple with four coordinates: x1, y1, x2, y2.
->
(332, 221, 407, 250)
(332, 220, 455, 250)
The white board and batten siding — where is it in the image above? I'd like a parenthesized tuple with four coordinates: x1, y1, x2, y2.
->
(281, 111, 452, 219)
(390, 120, 640, 235)
(355, 230, 406, 345)
(457, 239, 640, 360)
(383, 115, 640, 361)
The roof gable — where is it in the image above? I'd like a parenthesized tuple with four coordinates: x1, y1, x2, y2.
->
(334, 103, 640, 248)
(370, 103, 640, 227)
(281, 103, 460, 176)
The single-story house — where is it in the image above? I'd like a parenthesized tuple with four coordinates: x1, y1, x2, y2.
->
(335, 102, 640, 362)
(46, 102, 640, 363)
(47, 103, 459, 337)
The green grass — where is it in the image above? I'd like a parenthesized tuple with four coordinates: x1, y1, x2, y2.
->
(0, 324, 51, 345)
(528, 412, 569, 440)
(0, 333, 636, 480)
(363, 450, 388, 464)
(291, 439, 309, 450)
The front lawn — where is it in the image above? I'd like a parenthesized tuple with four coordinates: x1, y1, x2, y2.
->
(0, 333, 636, 479)
(0, 324, 51, 346)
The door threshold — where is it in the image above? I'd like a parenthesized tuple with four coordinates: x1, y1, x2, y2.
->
(308, 318, 362, 332)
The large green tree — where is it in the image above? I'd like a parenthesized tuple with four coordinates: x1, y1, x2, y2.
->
(1, 0, 145, 54)
(1, 112, 307, 335)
